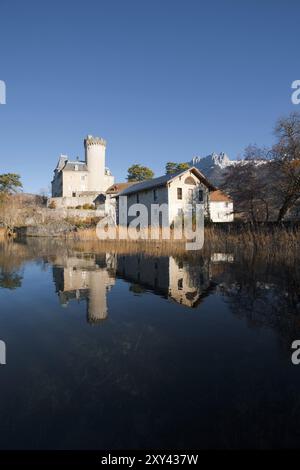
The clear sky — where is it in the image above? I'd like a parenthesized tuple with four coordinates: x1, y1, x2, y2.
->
(0, 0, 299, 193)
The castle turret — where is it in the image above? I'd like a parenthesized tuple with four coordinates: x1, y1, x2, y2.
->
(84, 135, 106, 192)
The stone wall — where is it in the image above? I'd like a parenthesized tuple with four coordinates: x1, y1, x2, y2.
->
(48, 195, 100, 209)
(16, 207, 105, 227)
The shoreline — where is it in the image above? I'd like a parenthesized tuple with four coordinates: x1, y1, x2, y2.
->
(4, 222, 299, 260)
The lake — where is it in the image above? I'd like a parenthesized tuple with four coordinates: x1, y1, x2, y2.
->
(0, 238, 300, 449)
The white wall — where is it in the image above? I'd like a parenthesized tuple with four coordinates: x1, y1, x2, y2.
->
(62, 171, 89, 197)
(210, 201, 234, 222)
(167, 172, 209, 224)
(103, 174, 115, 191)
(122, 185, 169, 226)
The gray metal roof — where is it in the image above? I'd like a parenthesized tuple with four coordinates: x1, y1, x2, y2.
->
(118, 167, 215, 196)
(63, 161, 88, 172)
(119, 174, 172, 196)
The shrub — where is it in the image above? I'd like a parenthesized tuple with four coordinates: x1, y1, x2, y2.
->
(48, 200, 56, 209)
(82, 203, 95, 210)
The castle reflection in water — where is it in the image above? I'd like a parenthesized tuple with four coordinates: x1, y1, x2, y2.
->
(52, 252, 229, 323)
(52, 254, 116, 323)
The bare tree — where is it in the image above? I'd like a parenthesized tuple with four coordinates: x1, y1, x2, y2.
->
(271, 112, 300, 221)
(221, 156, 271, 223)
(244, 144, 271, 161)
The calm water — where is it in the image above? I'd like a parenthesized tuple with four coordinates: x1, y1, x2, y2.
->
(0, 239, 300, 449)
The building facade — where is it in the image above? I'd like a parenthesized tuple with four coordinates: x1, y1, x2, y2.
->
(209, 190, 234, 222)
(116, 167, 233, 225)
(51, 135, 114, 206)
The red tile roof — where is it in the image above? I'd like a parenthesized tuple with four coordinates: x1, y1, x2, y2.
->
(106, 182, 138, 194)
(209, 190, 232, 202)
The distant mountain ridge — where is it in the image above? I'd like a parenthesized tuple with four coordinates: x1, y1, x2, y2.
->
(190, 152, 267, 186)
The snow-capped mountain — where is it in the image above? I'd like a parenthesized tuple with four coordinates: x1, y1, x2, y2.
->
(192, 152, 234, 170)
(190, 152, 267, 185)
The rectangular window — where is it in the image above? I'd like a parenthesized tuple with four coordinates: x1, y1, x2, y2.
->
(153, 189, 157, 201)
(198, 190, 204, 202)
(188, 188, 193, 202)
(136, 193, 139, 203)
(81, 175, 85, 181)
(177, 188, 182, 200)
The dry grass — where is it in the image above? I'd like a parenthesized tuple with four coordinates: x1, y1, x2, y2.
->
(0, 228, 6, 239)
(2, 223, 300, 267)
(204, 223, 300, 245)
(63, 223, 300, 257)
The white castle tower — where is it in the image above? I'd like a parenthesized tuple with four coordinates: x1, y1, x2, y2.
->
(84, 135, 106, 192)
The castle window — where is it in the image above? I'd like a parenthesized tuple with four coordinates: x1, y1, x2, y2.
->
(177, 188, 182, 200)
(178, 278, 183, 290)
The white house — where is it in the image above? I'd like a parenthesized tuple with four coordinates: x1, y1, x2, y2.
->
(209, 190, 234, 222)
(115, 167, 233, 225)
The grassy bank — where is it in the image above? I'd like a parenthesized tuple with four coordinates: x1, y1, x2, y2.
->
(66, 223, 300, 251)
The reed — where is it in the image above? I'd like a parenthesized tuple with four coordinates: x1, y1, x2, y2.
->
(65, 223, 300, 257)
(0, 228, 6, 240)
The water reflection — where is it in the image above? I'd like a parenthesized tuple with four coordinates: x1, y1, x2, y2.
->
(1, 240, 300, 448)
(117, 254, 215, 307)
(1, 240, 300, 343)
(51, 252, 217, 323)
(0, 242, 25, 289)
(52, 254, 116, 323)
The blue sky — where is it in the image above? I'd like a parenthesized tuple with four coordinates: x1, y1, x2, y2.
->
(0, 0, 299, 193)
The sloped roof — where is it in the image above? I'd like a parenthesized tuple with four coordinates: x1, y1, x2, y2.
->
(209, 189, 232, 202)
(63, 161, 88, 171)
(106, 182, 138, 194)
(118, 167, 215, 197)
(56, 155, 68, 171)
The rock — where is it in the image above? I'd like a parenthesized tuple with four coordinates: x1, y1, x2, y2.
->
(18, 221, 76, 237)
